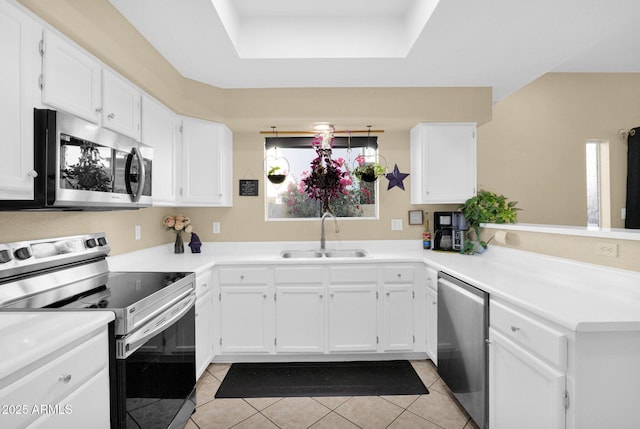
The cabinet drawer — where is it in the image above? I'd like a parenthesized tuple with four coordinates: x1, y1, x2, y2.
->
(275, 266, 323, 284)
(218, 267, 270, 285)
(491, 300, 567, 370)
(383, 265, 414, 283)
(329, 266, 377, 283)
(0, 329, 108, 428)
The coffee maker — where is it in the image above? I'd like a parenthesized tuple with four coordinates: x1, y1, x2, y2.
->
(433, 211, 468, 251)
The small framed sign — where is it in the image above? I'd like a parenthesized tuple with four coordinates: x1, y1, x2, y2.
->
(408, 210, 424, 225)
(239, 179, 259, 196)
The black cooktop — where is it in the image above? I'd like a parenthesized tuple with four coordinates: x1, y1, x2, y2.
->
(50, 271, 191, 310)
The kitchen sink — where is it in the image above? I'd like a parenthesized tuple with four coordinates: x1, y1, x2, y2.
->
(280, 250, 324, 259)
(280, 249, 368, 258)
(324, 249, 368, 258)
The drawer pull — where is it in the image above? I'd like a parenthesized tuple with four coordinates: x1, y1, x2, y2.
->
(240, 275, 244, 280)
(59, 373, 72, 384)
(108, 113, 115, 120)
(397, 273, 402, 278)
(510, 325, 520, 333)
(319, 294, 323, 299)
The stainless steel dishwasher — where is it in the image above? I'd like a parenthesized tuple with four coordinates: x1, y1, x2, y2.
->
(437, 272, 489, 429)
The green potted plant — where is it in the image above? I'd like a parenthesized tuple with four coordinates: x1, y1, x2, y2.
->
(459, 189, 520, 254)
(352, 155, 385, 182)
(267, 165, 287, 184)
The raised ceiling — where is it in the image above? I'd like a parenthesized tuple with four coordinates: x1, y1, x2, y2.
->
(110, 0, 640, 102)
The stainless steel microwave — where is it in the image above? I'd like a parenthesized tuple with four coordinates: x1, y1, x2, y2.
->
(1, 109, 152, 210)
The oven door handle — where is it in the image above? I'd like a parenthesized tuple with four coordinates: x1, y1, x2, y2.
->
(118, 293, 195, 359)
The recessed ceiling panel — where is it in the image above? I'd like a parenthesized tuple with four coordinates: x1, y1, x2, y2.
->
(211, 0, 438, 58)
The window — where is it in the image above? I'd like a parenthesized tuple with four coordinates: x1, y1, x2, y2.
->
(585, 141, 611, 228)
(265, 136, 379, 220)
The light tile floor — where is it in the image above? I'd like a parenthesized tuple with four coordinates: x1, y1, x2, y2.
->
(187, 360, 480, 429)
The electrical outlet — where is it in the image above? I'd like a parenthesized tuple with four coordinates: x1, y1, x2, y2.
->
(391, 219, 403, 231)
(134, 225, 141, 240)
(213, 222, 221, 234)
(596, 242, 618, 257)
(621, 208, 626, 220)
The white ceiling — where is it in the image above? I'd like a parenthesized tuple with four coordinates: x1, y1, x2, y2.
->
(110, 0, 640, 102)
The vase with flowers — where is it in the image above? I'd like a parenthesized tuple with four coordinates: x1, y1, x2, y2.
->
(301, 129, 351, 214)
(162, 215, 193, 254)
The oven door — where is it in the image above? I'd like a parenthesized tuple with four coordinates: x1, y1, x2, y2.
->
(115, 293, 196, 429)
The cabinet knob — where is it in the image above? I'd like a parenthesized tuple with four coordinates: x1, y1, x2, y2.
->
(319, 294, 323, 299)
(263, 293, 267, 298)
(432, 300, 437, 305)
(386, 291, 390, 296)
(397, 273, 402, 278)
(240, 275, 244, 280)
(330, 293, 334, 298)
(95, 107, 103, 114)
(510, 325, 520, 332)
(108, 113, 115, 120)
(27, 170, 38, 178)
(59, 373, 72, 383)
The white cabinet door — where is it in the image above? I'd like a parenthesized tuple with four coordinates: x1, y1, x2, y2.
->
(219, 286, 273, 353)
(275, 286, 325, 353)
(328, 285, 378, 352)
(426, 287, 438, 364)
(180, 117, 233, 206)
(489, 328, 566, 429)
(142, 94, 177, 205)
(101, 69, 141, 140)
(195, 291, 214, 379)
(41, 29, 101, 123)
(0, 1, 38, 200)
(382, 284, 414, 351)
(410, 123, 477, 204)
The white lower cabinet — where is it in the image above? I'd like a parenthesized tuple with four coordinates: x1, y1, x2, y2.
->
(217, 267, 274, 354)
(489, 299, 568, 429)
(214, 263, 423, 358)
(219, 286, 273, 353)
(274, 266, 325, 353)
(425, 287, 438, 363)
(195, 269, 214, 378)
(489, 328, 566, 429)
(328, 284, 378, 352)
(0, 324, 111, 429)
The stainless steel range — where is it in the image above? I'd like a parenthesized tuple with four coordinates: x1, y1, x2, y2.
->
(0, 233, 196, 429)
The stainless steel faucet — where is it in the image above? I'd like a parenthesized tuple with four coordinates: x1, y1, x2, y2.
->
(320, 212, 339, 250)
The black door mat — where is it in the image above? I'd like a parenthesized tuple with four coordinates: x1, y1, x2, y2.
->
(215, 360, 429, 398)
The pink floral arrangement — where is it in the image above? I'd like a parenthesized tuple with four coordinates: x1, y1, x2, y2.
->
(162, 215, 193, 233)
(301, 145, 351, 210)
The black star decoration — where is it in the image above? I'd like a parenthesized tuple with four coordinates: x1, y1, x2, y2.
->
(386, 164, 409, 190)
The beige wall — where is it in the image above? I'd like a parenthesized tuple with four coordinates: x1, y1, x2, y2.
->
(7, 0, 640, 272)
(478, 73, 638, 228)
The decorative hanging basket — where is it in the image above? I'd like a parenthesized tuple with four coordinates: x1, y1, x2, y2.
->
(265, 155, 290, 185)
(351, 154, 387, 183)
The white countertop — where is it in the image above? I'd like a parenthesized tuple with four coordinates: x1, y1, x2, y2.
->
(0, 311, 114, 382)
(108, 240, 640, 333)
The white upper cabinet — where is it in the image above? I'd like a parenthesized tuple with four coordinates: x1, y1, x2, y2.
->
(410, 122, 477, 204)
(0, 1, 39, 200)
(179, 117, 233, 207)
(41, 29, 141, 140)
(41, 28, 101, 123)
(141, 95, 176, 205)
(101, 69, 141, 140)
